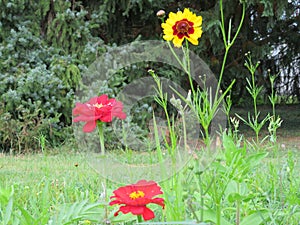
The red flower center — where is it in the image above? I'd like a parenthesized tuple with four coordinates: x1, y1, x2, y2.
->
(172, 19, 194, 39)
(177, 20, 189, 33)
(129, 190, 145, 199)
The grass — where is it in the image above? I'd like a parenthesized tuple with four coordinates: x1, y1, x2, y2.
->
(0, 153, 98, 187)
(0, 152, 107, 224)
(0, 137, 299, 224)
(1, 103, 300, 225)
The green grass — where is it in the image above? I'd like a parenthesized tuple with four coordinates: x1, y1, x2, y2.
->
(0, 153, 99, 187)
(1, 102, 300, 224)
(0, 153, 108, 224)
(0, 140, 299, 224)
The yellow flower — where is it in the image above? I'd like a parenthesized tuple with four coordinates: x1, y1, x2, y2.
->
(161, 8, 203, 47)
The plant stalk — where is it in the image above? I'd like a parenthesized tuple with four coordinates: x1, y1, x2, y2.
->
(97, 121, 105, 155)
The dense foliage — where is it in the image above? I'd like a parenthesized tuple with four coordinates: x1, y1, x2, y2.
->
(0, 0, 299, 152)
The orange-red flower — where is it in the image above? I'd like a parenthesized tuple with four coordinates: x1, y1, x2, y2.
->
(73, 94, 126, 132)
(161, 8, 202, 47)
(109, 180, 165, 221)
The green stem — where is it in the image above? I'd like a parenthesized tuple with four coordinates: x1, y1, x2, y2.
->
(204, 126, 210, 147)
(167, 41, 188, 74)
(167, 40, 196, 99)
(216, 201, 221, 225)
(216, 47, 229, 101)
(230, 2, 246, 48)
(254, 101, 259, 143)
(137, 215, 143, 223)
(181, 112, 187, 151)
(250, 71, 259, 142)
(184, 39, 195, 95)
(97, 121, 105, 155)
(251, 69, 258, 116)
(212, 170, 222, 225)
(236, 182, 240, 225)
(270, 77, 276, 117)
(195, 172, 204, 222)
(218, 0, 229, 94)
(219, 0, 227, 47)
(217, 0, 245, 100)
(157, 77, 174, 151)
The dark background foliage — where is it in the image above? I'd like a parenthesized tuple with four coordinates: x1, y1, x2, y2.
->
(0, 0, 299, 152)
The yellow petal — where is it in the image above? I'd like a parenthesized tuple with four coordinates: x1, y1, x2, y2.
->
(188, 30, 202, 46)
(163, 33, 174, 41)
(162, 22, 174, 39)
(163, 27, 174, 35)
(168, 12, 177, 21)
(165, 16, 177, 27)
(161, 22, 172, 30)
(183, 8, 194, 21)
(192, 27, 203, 38)
(173, 36, 184, 47)
(168, 10, 184, 22)
(175, 10, 184, 21)
(187, 36, 199, 46)
(193, 16, 202, 27)
(182, 8, 202, 27)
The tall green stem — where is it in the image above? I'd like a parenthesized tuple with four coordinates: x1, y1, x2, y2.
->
(137, 215, 143, 223)
(270, 78, 276, 117)
(216, 48, 229, 100)
(217, 0, 246, 99)
(194, 172, 204, 221)
(183, 39, 195, 95)
(249, 69, 260, 142)
(216, 201, 221, 225)
(167, 41, 189, 74)
(97, 121, 105, 155)
(236, 182, 240, 225)
(251, 70, 258, 118)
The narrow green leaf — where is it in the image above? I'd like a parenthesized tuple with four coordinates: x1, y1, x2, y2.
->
(3, 196, 13, 224)
(240, 211, 269, 225)
(199, 209, 233, 225)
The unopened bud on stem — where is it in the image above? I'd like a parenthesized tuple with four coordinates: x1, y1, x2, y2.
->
(156, 10, 166, 19)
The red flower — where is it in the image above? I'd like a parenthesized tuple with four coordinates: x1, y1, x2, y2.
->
(109, 180, 165, 221)
(73, 94, 126, 132)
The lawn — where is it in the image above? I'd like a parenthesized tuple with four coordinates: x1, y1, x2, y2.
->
(1, 129, 299, 224)
(1, 103, 300, 224)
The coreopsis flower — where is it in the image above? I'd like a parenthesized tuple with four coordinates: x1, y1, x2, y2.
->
(161, 8, 203, 47)
(109, 180, 165, 221)
(73, 94, 126, 132)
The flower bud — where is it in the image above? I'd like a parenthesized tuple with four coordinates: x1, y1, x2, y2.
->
(156, 10, 165, 18)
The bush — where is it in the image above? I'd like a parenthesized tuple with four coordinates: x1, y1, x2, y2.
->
(0, 2, 104, 152)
